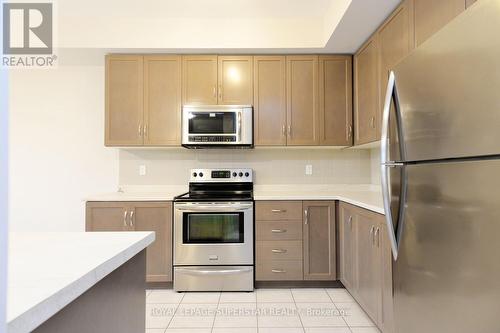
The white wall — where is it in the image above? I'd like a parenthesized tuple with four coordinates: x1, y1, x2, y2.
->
(8, 53, 119, 231)
(119, 148, 372, 186)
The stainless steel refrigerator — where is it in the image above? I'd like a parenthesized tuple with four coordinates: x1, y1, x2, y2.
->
(380, 1, 500, 332)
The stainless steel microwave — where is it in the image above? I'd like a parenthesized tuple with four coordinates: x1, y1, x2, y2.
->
(181, 105, 253, 148)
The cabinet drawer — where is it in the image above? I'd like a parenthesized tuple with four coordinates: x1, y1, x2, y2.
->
(256, 221, 303, 241)
(256, 260, 303, 281)
(256, 201, 303, 220)
(256, 241, 303, 261)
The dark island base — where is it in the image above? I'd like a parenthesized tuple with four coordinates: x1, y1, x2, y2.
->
(34, 250, 146, 333)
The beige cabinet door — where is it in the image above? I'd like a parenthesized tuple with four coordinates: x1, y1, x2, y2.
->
(338, 203, 357, 291)
(131, 202, 173, 282)
(378, 0, 415, 112)
(354, 36, 380, 145)
(144, 56, 181, 146)
(303, 201, 336, 280)
(378, 218, 395, 333)
(105, 55, 144, 146)
(319, 56, 353, 146)
(182, 55, 218, 105)
(85, 202, 129, 232)
(286, 56, 319, 145)
(253, 56, 287, 146)
(466, 0, 477, 8)
(414, 0, 465, 47)
(356, 212, 382, 324)
(218, 56, 253, 105)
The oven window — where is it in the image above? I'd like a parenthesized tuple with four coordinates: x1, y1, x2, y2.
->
(183, 212, 244, 243)
(188, 112, 236, 134)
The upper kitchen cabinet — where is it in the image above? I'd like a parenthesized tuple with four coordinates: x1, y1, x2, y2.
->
(414, 0, 465, 47)
(105, 55, 144, 146)
(318, 56, 353, 146)
(182, 55, 218, 105)
(182, 55, 253, 106)
(253, 56, 287, 146)
(218, 56, 254, 105)
(378, 0, 415, 110)
(354, 36, 380, 145)
(286, 55, 319, 146)
(144, 56, 182, 146)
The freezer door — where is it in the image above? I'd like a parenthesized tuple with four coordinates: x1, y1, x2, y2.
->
(393, 0, 500, 162)
(394, 159, 500, 333)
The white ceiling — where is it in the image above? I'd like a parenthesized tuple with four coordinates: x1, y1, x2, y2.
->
(56, 0, 402, 54)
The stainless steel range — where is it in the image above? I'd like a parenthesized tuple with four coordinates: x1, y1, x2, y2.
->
(173, 168, 254, 291)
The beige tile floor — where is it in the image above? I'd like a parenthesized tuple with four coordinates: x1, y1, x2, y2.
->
(145, 288, 380, 333)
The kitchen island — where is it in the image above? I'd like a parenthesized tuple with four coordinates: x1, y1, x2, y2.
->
(7, 232, 154, 333)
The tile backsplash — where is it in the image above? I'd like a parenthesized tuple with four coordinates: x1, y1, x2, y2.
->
(119, 148, 372, 186)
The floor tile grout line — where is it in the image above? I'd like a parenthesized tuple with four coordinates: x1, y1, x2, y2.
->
(166, 291, 185, 330)
(290, 288, 306, 332)
(210, 292, 222, 332)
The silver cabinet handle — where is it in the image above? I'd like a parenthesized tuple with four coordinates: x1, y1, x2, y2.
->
(375, 227, 380, 247)
(282, 124, 286, 137)
(348, 124, 353, 139)
(348, 216, 353, 230)
(271, 229, 287, 233)
(144, 124, 148, 137)
(271, 249, 287, 254)
(123, 210, 128, 227)
(138, 124, 142, 137)
(271, 269, 286, 273)
(212, 86, 217, 98)
(271, 209, 287, 213)
(370, 226, 375, 245)
(371, 116, 376, 129)
(304, 209, 308, 225)
(130, 210, 135, 228)
(287, 125, 292, 137)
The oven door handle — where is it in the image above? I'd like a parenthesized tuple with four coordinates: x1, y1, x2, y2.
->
(175, 267, 253, 276)
(175, 207, 251, 212)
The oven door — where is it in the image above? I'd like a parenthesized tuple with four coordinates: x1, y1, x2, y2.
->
(174, 202, 254, 266)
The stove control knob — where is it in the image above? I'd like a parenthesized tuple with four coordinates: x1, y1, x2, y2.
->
(192, 172, 197, 177)
(199, 172, 204, 177)
(239, 172, 243, 177)
(232, 172, 237, 177)
(245, 172, 250, 177)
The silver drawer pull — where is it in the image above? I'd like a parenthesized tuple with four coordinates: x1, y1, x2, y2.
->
(271, 269, 286, 273)
(271, 229, 287, 233)
(271, 209, 287, 213)
(272, 249, 287, 254)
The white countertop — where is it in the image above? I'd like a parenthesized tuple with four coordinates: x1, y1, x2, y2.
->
(7, 232, 155, 333)
(86, 184, 384, 214)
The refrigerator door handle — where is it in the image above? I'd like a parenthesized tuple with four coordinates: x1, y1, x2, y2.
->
(381, 70, 406, 260)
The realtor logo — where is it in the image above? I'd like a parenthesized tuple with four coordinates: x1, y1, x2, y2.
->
(3, 3, 53, 54)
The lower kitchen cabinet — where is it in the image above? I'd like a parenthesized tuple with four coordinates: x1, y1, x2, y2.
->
(338, 202, 394, 333)
(86, 201, 173, 282)
(303, 201, 336, 280)
(255, 200, 336, 281)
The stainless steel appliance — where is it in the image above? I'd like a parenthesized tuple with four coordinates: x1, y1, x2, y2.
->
(381, 1, 500, 332)
(181, 105, 253, 148)
(173, 168, 254, 291)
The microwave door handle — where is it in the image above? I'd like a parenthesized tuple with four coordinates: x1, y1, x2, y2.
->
(237, 111, 242, 140)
